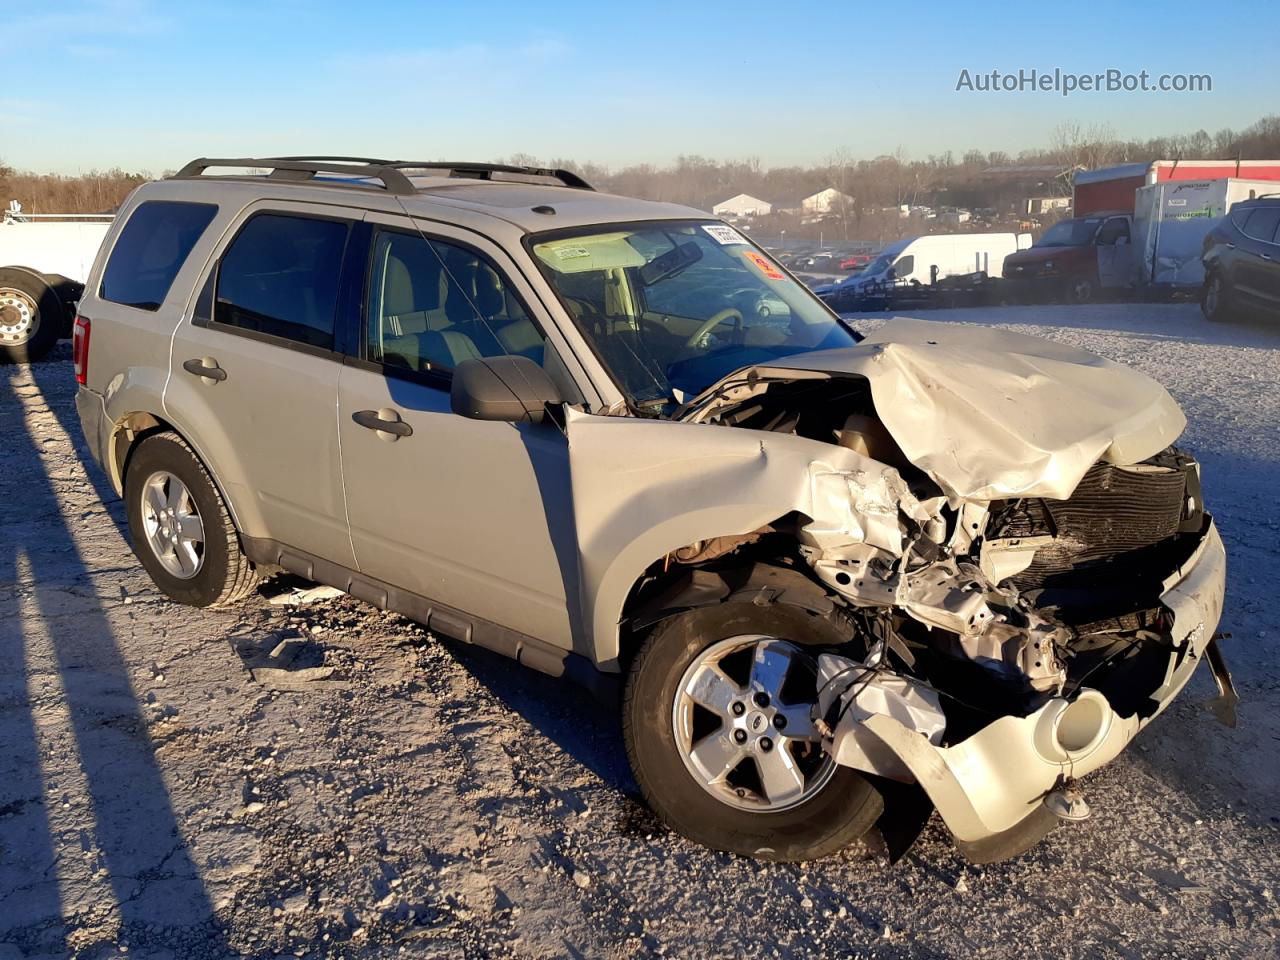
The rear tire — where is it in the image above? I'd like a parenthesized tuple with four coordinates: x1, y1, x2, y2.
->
(0, 271, 63, 364)
(124, 432, 260, 607)
(623, 598, 883, 861)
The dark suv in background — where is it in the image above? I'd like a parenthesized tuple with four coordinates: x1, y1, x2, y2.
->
(1202, 195, 1280, 324)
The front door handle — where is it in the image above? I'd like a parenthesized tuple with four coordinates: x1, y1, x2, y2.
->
(182, 357, 227, 383)
(352, 408, 413, 440)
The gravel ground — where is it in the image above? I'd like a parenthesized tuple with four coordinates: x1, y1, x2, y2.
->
(1, 304, 1278, 959)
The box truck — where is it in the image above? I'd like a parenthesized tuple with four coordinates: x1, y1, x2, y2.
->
(1074, 159, 1280, 216)
(1133, 178, 1277, 289)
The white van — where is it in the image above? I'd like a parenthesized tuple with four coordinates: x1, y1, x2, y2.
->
(840, 232, 1031, 295)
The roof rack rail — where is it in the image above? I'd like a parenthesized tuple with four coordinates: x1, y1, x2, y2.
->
(171, 157, 418, 195)
(384, 161, 594, 191)
(171, 157, 595, 194)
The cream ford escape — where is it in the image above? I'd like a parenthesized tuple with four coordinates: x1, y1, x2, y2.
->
(73, 157, 1235, 864)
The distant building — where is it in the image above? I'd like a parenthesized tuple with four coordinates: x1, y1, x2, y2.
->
(712, 193, 772, 217)
(1024, 196, 1072, 215)
(801, 188, 854, 216)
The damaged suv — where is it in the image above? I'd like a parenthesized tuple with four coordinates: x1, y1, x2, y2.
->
(74, 158, 1233, 864)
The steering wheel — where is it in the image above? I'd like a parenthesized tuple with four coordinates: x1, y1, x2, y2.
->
(684, 307, 744, 349)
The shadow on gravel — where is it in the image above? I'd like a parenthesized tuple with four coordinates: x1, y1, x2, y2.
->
(0, 361, 231, 954)
(447, 641, 637, 798)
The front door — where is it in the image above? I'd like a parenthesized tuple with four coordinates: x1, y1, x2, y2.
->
(336, 216, 581, 651)
(165, 200, 358, 565)
(1096, 216, 1135, 289)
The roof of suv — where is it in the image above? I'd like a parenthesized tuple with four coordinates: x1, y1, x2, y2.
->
(402, 178, 707, 231)
(168, 157, 709, 233)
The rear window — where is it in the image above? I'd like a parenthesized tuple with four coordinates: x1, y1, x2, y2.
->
(99, 201, 217, 310)
(214, 213, 350, 349)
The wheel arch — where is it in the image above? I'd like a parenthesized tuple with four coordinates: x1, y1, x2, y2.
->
(109, 410, 245, 538)
(609, 536, 851, 676)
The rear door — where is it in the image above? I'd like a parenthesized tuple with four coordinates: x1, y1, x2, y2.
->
(1235, 206, 1280, 307)
(335, 213, 581, 651)
(165, 200, 360, 566)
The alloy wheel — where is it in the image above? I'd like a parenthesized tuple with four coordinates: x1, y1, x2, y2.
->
(672, 635, 836, 813)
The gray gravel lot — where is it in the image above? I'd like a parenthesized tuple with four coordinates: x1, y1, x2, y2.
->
(1, 304, 1278, 959)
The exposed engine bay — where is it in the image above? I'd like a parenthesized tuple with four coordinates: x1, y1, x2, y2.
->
(679, 368, 1208, 709)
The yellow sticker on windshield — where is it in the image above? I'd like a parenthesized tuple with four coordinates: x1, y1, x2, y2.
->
(744, 250, 784, 280)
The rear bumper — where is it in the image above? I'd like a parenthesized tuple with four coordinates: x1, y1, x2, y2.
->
(75, 385, 111, 477)
(855, 521, 1227, 859)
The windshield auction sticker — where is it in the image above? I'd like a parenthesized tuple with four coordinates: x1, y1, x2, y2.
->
(702, 224, 749, 245)
(743, 250, 784, 280)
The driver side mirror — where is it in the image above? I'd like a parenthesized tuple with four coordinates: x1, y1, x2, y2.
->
(451, 356, 563, 424)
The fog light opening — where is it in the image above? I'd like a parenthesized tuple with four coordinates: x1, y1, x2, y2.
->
(1057, 697, 1107, 754)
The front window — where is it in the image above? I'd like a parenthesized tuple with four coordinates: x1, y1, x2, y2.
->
(530, 221, 858, 411)
(1037, 218, 1102, 247)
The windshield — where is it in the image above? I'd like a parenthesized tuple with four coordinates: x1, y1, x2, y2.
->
(531, 221, 859, 411)
(1037, 218, 1101, 247)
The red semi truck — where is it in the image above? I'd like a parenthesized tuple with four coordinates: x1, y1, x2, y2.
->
(1003, 159, 1280, 302)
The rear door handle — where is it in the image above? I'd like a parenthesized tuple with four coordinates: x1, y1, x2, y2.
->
(1262, 253, 1274, 261)
(352, 408, 413, 440)
(182, 357, 227, 382)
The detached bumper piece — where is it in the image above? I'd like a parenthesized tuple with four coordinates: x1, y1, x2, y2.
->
(821, 523, 1229, 862)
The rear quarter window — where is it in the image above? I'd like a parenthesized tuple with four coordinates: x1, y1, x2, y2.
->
(99, 201, 218, 311)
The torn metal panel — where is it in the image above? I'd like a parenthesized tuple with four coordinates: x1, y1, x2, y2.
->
(809, 553, 1069, 695)
(816, 651, 946, 782)
(683, 317, 1187, 502)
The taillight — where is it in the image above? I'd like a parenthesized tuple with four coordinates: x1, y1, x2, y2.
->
(72, 315, 91, 385)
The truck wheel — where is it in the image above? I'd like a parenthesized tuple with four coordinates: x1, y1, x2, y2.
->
(1201, 271, 1233, 323)
(1066, 277, 1095, 304)
(623, 598, 883, 861)
(124, 432, 260, 608)
(0, 271, 63, 364)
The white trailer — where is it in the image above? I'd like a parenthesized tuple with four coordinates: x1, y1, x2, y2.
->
(1132, 178, 1276, 289)
(1, 203, 114, 362)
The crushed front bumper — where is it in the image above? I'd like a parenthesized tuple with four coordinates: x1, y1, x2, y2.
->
(841, 521, 1228, 862)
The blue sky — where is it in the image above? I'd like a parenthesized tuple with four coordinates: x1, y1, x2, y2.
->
(2, 0, 1276, 174)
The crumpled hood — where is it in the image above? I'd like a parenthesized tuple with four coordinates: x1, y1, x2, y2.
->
(699, 317, 1187, 502)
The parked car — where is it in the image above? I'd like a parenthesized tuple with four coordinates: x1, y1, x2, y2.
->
(840, 254, 873, 271)
(1201, 194, 1280, 323)
(74, 156, 1232, 865)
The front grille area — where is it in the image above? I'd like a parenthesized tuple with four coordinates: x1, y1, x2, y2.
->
(991, 456, 1194, 590)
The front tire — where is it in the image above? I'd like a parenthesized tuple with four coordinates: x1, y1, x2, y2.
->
(1064, 276, 1095, 304)
(1202, 270, 1233, 323)
(623, 598, 883, 861)
(124, 432, 260, 607)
